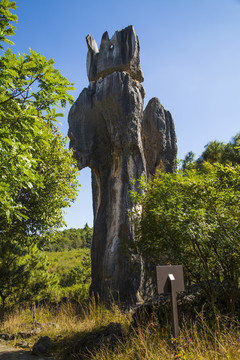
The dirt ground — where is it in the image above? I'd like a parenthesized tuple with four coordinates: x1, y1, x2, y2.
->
(0, 343, 54, 360)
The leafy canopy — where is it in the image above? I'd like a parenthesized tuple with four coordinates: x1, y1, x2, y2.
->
(0, 0, 17, 49)
(0, 0, 77, 229)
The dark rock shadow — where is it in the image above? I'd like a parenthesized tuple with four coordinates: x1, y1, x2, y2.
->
(56, 322, 127, 359)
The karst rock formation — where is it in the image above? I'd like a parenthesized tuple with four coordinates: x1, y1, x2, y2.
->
(68, 25, 177, 305)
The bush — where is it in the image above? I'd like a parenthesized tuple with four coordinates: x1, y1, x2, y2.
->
(131, 162, 240, 315)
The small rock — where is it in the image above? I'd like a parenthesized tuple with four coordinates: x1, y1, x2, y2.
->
(71, 322, 127, 357)
(16, 340, 31, 348)
(16, 331, 30, 338)
(0, 333, 15, 340)
(32, 336, 53, 356)
(31, 327, 42, 335)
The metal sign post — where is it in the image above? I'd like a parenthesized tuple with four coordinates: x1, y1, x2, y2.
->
(156, 265, 185, 338)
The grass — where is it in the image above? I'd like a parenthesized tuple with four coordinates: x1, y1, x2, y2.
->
(92, 317, 240, 360)
(46, 248, 90, 275)
(0, 301, 240, 359)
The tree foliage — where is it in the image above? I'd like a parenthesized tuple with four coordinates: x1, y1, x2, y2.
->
(131, 162, 240, 314)
(0, 0, 79, 309)
(0, 242, 54, 309)
(0, 0, 17, 49)
(0, 47, 77, 229)
(182, 133, 240, 170)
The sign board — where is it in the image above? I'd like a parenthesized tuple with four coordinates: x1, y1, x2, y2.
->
(156, 265, 185, 338)
(156, 265, 185, 294)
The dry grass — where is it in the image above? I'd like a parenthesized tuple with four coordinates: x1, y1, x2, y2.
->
(92, 316, 240, 360)
(0, 302, 240, 359)
(1, 299, 128, 334)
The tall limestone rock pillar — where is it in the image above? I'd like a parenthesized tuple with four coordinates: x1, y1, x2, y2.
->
(68, 26, 177, 305)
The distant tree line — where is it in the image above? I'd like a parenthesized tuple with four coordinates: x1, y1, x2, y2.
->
(42, 224, 93, 252)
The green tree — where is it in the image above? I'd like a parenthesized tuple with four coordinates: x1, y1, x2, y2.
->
(0, 0, 79, 310)
(200, 140, 225, 163)
(131, 163, 240, 315)
(0, 0, 17, 49)
(182, 151, 196, 171)
(0, 242, 54, 309)
(183, 134, 240, 170)
(221, 133, 240, 165)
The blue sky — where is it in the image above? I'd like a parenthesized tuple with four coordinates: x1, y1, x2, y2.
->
(11, 0, 240, 229)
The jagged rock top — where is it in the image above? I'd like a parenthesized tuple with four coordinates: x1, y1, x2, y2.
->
(86, 25, 144, 83)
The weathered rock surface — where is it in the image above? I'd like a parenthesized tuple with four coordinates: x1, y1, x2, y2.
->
(68, 25, 177, 305)
(142, 97, 177, 177)
(86, 25, 144, 82)
(0, 328, 42, 341)
(69, 322, 127, 358)
(32, 336, 53, 356)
